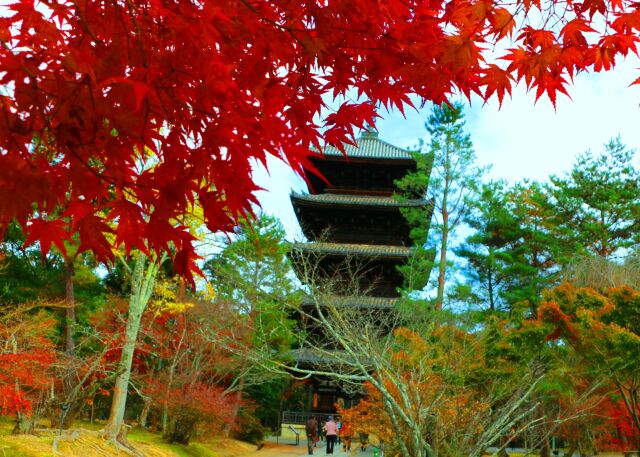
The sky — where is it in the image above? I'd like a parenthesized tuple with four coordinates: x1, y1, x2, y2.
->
(254, 57, 640, 240)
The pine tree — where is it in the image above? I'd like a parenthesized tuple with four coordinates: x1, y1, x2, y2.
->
(547, 137, 640, 260)
(507, 181, 559, 307)
(399, 102, 483, 310)
(455, 182, 519, 312)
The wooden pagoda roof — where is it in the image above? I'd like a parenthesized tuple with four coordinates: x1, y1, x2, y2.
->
(291, 192, 428, 208)
(301, 295, 397, 309)
(291, 242, 412, 258)
(292, 348, 352, 366)
(312, 130, 417, 161)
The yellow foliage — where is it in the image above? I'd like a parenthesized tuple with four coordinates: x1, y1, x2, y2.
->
(150, 277, 193, 315)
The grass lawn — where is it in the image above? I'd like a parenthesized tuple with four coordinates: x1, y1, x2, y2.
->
(0, 416, 256, 457)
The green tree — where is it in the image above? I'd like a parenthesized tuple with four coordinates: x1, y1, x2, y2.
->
(205, 214, 300, 428)
(547, 137, 640, 260)
(398, 102, 483, 310)
(454, 181, 559, 314)
(507, 181, 560, 306)
(394, 149, 436, 294)
(454, 181, 531, 312)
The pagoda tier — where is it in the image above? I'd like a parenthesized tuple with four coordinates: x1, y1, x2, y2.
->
(304, 131, 418, 195)
(295, 296, 397, 343)
(290, 242, 413, 297)
(291, 192, 433, 246)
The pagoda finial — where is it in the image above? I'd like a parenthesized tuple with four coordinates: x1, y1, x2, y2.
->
(361, 124, 379, 138)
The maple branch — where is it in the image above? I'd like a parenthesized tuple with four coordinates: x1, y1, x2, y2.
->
(66, 146, 121, 188)
(71, 0, 100, 43)
(237, 0, 307, 48)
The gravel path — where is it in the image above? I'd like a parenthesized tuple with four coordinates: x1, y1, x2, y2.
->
(237, 439, 376, 457)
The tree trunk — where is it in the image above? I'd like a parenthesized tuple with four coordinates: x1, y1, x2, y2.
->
(103, 253, 160, 440)
(161, 399, 169, 434)
(227, 374, 246, 436)
(160, 278, 187, 434)
(139, 396, 152, 429)
(162, 324, 187, 435)
(488, 248, 495, 311)
(435, 209, 449, 311)
(64, 260, 76, 355)
(540, 437, 551, 457)
(177, 277, 186, 302)
(58, 260, 84, 429)
(12, 412, 34, 434)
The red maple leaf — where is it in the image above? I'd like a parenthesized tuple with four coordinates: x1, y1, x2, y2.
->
(109, 200, 146, 256)
(489, 8, 516, 40)
(23, 218, 70, 259)
(481, 64, 514, 106)
(1, 0, 640, 279)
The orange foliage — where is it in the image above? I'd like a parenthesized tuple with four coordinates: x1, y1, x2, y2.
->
(338, 325, 491, 453)
(338, 383, 396, 446)
(536, 283, 640, 446)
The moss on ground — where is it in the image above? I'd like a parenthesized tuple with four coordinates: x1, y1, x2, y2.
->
(0, 416, 256, 457)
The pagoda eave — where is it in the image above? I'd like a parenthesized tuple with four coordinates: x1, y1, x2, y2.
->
(291, 192, 429, 209)
(301, 295, 397, 310)
(309, 154, 416, 166)
(291, 242, 412, 259)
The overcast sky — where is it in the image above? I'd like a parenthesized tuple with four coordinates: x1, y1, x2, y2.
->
(254, 57, 640, 239)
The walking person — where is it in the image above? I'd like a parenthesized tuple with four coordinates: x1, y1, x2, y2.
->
(305, 415, 318, 455)
(341, 421, 352, 452)
(359, 432, 369, 451)
(324, 415, 338, 455)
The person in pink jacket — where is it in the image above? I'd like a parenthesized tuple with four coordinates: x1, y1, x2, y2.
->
(323, 416, 338, 454)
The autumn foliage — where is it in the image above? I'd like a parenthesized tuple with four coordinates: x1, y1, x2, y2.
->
(2, 0, 640, 282)
(3, 0, 640, 452)
(0, 306, 56, 431)
(536, 284, 640, 447)
(338, 325, 494, 455)
(88, 295, 244, 440)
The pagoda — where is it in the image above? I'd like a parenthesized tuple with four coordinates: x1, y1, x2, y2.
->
(283, 128, 433, 425)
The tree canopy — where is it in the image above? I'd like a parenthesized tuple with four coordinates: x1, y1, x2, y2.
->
(2, 0, 640, 277)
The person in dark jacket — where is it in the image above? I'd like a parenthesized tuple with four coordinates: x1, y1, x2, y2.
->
(305, 416, 318, 455)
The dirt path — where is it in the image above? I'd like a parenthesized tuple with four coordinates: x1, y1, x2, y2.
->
(233, 442, 307, 456)
(222, 441, 374, 457)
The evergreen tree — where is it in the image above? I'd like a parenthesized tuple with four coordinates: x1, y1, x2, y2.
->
(507, 181, 560, 307)
(547, 137, 640, 260)
(397, 102, 483, 310)
(455, 180, 563, 314)
(454, 182, 524, 312)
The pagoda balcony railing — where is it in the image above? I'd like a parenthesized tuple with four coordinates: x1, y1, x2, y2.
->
(282, 410, 335, 425)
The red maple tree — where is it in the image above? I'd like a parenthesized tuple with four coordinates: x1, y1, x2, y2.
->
(1, 0, 639, 273)
(0, 306, 56, 433)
